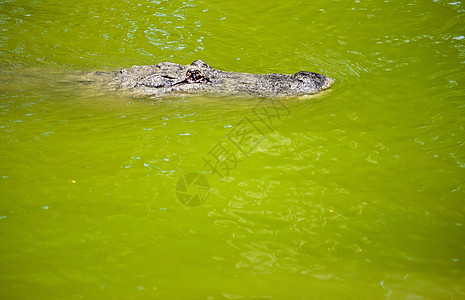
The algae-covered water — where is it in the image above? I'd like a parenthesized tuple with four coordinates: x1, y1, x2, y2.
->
(1, 0, 465, 298)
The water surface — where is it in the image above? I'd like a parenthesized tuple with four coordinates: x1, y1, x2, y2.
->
(1, 0, 464, 298)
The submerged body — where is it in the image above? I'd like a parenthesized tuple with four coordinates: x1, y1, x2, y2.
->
(82, 60, 334, 98)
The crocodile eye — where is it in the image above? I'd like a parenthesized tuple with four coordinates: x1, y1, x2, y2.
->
(186, 70, 205, 83)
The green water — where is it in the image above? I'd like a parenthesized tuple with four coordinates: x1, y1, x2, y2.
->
(1, 0, 465, 298)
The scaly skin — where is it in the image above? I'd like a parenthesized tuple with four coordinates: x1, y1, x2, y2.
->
(80, 60, 334, 98)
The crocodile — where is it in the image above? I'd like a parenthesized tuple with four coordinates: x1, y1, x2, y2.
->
(80, 59, 334, 98)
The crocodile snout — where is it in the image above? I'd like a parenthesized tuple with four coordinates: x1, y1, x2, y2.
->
(323, 76, 335, 89)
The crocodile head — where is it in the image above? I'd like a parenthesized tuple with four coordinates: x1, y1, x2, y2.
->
(108, 60, 334, 97)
